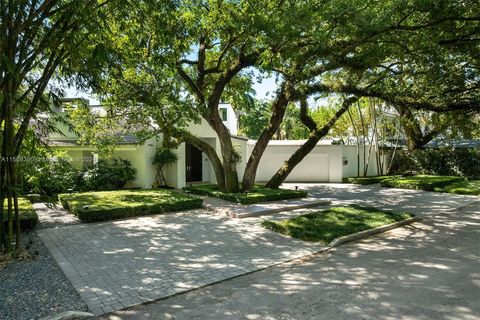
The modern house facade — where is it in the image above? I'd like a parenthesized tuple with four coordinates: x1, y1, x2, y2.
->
(48, 99, 380, 189)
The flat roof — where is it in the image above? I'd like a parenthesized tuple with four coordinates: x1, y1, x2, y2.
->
(248, 139, 334, 146)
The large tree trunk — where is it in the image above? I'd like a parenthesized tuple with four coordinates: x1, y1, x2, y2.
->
(395, 105, 446, 151)
(241, 81, 292, 191)
(210, 118, 239, 192)
(266, 96, 358, 188)
(180, 131, 226, 190)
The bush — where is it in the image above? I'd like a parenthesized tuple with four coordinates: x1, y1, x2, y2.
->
(58, 189, 203, 223)
(2, 197, 38, 231)
(343, 176, 398, 185)
(79, 158, 136, 191)
(183, 184, 307, 204)
(21, 157, 80, 196)
(20, 154, 137, 195)
(389, 148, 480, 179)
(380, 175, 465, 191)
(152, 148, 178, 187)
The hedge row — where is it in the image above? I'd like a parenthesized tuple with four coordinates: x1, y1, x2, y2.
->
(59, 190, 204, 223)
(2, 197, 38, 231)
(389, 148, 480, 179)
(380, 175, 465, 191)
(343, 176, 399, 185)
(184, 184, 307, 205)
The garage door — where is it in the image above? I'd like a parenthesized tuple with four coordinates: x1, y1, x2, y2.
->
(256, 153, 329, 182)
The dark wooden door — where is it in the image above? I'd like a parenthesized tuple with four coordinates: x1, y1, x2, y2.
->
(186, 143, 203, 182)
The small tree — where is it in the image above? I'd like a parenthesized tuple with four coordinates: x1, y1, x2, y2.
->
(152, 148, 178, 188)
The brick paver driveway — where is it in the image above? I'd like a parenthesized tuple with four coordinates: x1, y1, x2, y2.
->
(37, 210, 323, 315)
(38, 184, 478, 316)
(282, 183, 478, 216)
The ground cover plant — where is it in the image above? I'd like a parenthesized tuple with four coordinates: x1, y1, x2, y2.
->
(183, 184, 307, 205)
(2, 197, 38, 231)
(380, 175, 465, 191)
(343, 176, 399, 185)
(433, 180, 480, 195)
(59, 189, 203, 222)
(261, 205, 413, 243)
(348, 174, 480, 196)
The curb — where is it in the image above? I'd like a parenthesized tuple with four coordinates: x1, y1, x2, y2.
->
(328, 216, 421, 247)
(231, 200, 332, 218)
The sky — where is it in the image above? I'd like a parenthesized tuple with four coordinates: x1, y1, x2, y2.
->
(64, 71, 280, 105)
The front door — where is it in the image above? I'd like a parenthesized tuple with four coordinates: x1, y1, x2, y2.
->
(186, 143, 203, 182)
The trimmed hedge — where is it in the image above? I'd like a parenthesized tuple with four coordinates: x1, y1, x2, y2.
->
(380, 175, 465, 191)
(183, 184, 307, 205)
(2, 197, 38, 230)
(389, 148, 480, 179)
(343, 176, 399, 185)
(59, 189, 203, 223)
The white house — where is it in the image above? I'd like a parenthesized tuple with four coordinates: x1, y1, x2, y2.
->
(48, 99, 380, 189)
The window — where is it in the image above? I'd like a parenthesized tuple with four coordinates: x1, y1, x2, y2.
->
(220, 108, 228, 121)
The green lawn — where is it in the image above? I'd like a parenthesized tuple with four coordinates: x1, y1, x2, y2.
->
(261, 205, 413, 244)
(380, 175, 466, 191)
(434, 180, 480, 195)
(183, 184, 307, 205)
(346, 174, 480, 196)
(59, 189, 203, 222)
(343, 176, 399, 185)
(2, 197, 38, 230)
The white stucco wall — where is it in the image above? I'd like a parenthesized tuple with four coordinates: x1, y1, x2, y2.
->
(249, 141, 344, 183)
(220, 103, 238, 135)
(232, 136, 248, 181)
(342, 145, 380, 178)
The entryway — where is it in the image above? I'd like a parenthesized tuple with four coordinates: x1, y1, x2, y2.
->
(186, 143, 203, 182)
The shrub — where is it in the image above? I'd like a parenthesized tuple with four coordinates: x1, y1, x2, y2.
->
(58, 189, 203, 222)
(380, 175, 465, 191)
(79, 158, 136, 191)
(344, 176, 397, 185)
(20, 153, 137, 195)
(21, 156, 80, 196)
(2, 197, 38, 231)
(152, 148, 178, 187)
(389, 148, 480, 179)
(184, 184, 307, 204)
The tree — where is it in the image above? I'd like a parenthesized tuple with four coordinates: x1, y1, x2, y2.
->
(152, 148, 178, 188)
(264, 0, 480, 187)
(266, 96, 359, 188)
(84, 0, 480, 193)
(238, 99, 309, 140)
(395, 105, 479, 151)
(0, 0, 112, 255)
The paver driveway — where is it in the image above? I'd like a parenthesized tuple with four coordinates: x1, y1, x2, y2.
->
(100, 198, 480, 320)
(38, 184, 479, 316)
(282, 183, 478, 216)
(37, 210, 323, 315)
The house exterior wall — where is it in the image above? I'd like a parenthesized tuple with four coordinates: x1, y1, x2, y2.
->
(49, 101, 384, 189)
(220, 102, 238, 135)
(249, 142, 344, 183)
(54, 141, 157, 189)
(232, 136, 248, 181)
(342, 145, 380, 177)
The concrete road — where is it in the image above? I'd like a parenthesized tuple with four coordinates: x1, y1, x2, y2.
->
(100, 199, 480, 319)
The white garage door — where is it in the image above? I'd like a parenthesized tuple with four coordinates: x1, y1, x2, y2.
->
(256, 153, 330, 182)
